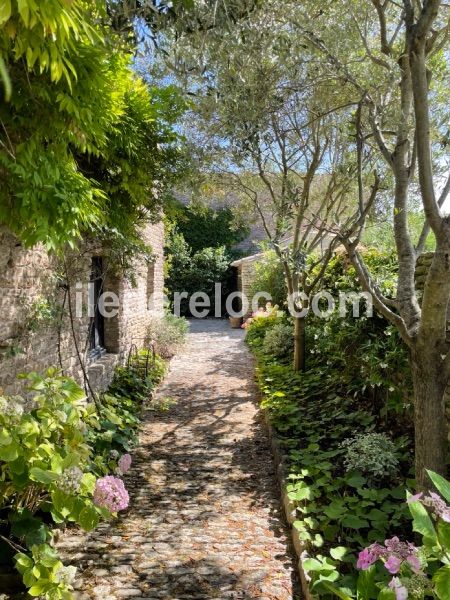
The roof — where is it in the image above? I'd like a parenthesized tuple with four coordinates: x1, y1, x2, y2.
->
(230, 252, 265, 267)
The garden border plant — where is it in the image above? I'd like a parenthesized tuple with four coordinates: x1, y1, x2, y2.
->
(244, 251, 418, 599)
(0, 347, 168, 600)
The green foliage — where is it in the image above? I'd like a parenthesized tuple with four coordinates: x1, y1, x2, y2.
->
(261, 321, 294, 360)
(0, 369, 111, 598)
(165, 231, 232, 315)
(324, 472, 450, 600)
(308, 251, 411, 418)
(15, 545, 77, 600)
(245, 251, 414, 598)
(147, 314, 190, 358)
(0, 353, 168, 598)
(341, 433, 400, 483)
(165, 200, 248, 315)
(253, 356, 411, 597)
(173, 202, 249, 253)
(249, 250, 287, 308)
(362, 213, 436, 253)
(0, 1, 186, 250)
(87, 351, 167, 471)
(244, 306, 285, 348)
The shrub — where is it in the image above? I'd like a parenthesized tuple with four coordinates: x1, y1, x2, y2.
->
(147, 314, 189, 358)
(341, 433, 400, 482)
(0, 370, 119, 599)
(244, 305, 285, 349)
(165, 232, 232, 316)
(254, 357, 411, 598)
(262, 321, 294, 359)
(88, 350, 167, 473)
(249, 250, 287, 308)
(0, 352, 169, 599)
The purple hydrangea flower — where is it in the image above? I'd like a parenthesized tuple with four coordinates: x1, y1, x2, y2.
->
(408, 490, 450, 522)
(389, 577, 408, 600)
(406, 554, 421, 573)
(117, 453, 132, 475)
(357, 537, 421, 577)
(93, 476, 129, 512)
(385, 555, 402, 574)
(357, 544, 384, 570)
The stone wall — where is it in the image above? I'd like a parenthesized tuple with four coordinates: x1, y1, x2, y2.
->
(0, 221, 165, 395)
(231, 254, 263, 316)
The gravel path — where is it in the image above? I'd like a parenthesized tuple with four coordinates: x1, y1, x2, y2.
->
(59, 319, 299, 600)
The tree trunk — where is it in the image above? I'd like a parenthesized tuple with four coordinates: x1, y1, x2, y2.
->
(293, 316, 306, 372)
(411, 349, 448, 490)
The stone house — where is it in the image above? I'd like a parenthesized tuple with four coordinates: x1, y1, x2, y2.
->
(230, 252, 265, 314)
(0, 220, 165, 395)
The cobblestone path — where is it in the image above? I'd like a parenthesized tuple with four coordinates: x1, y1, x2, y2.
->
(59, 319, 299, 600)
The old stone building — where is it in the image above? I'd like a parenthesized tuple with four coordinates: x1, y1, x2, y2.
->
(230, 252, 265, 316)
(0, 220, 165, 395)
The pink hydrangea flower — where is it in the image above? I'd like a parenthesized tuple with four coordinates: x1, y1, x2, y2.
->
(389, 577, 408, 600)
(406, 555, 421, 573)
(385, 555, 402, 574)
(357, 545, 383, 570)
(117, 453, 132, 475)
(357, 537, 421, 577)
(93, 476, 129, 512)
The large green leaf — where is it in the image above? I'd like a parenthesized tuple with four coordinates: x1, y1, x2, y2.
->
(29, 468, 59, 485)
(302, 557, 324, 571)
(427, 471, 450, 504)
(0, 441, 19, 461)
(437, 522, 450, 551)
(433, 566, 450, 600)
(330, 546, 349, 561)
(78, 505, 99, 532)
(0, 427, 12, 446)
(407, 492, 437, 544)
(0, 0, 11, 26)
(356, 567, 377, 600)
(51, 490, 75, 518)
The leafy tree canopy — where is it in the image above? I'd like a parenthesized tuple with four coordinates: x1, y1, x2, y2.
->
(171, 200, 249, 253)
(0, 0, 187, 251)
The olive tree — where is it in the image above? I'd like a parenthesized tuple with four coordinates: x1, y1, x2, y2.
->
(140, 4, 359, 370)
(284, 0, 450, 486)
(132, 0, 450, 485)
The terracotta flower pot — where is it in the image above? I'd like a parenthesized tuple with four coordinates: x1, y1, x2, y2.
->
(229, 316, 242, 329)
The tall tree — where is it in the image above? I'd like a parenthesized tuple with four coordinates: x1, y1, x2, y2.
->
(141, 4, 360, 369)
(286, 0, 450, 486)
(131, 0, 450, 484)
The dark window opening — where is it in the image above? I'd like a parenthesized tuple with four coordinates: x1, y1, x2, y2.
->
(89, 256, 106, 360)
(147, 261, 155, 310)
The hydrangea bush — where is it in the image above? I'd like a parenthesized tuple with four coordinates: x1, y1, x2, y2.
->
(310, 471, 450, 600)
(0, 369, 130, 599)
